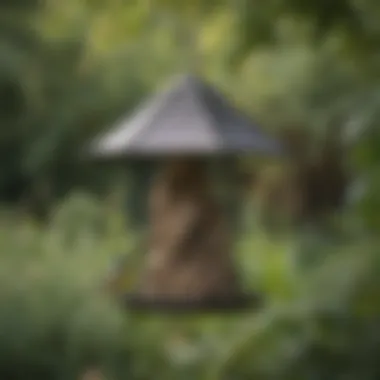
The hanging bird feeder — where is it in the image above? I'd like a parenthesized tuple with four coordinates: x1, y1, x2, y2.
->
(87, 73, 283, 313)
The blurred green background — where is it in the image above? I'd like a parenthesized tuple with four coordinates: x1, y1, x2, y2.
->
(1, 0, 380, 379)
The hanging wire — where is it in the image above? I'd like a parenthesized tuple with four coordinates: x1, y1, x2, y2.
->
(171, 3, 202, 75)
(143, 0, 157, 30)
(187, 5, 202, 75)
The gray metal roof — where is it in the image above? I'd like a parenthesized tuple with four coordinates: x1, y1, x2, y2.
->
(89, 74, 283, 157)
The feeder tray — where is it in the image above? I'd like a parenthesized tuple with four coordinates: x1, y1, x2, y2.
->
(123, 293, 262, 313)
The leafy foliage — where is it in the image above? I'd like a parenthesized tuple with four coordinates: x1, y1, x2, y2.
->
(0, 196, 380, 380)
(1, 0, 380, 379)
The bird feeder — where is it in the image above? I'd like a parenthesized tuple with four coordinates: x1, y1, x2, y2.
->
(88, 74, 283, 312)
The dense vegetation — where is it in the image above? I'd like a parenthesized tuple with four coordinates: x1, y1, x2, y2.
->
(1, 1, 380, 379)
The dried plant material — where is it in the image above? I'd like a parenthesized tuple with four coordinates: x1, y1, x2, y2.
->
(128, 158, 253, 310)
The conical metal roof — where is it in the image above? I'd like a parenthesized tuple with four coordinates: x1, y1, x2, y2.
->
(89, 74, 283, 157)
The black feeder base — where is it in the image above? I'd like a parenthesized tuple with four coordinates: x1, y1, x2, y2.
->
(120, 292, 263, 314)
